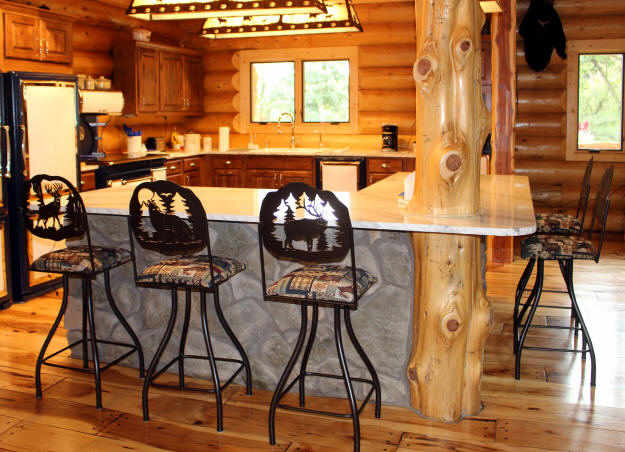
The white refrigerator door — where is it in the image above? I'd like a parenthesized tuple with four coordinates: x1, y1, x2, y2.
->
(23, 84, 78, 187)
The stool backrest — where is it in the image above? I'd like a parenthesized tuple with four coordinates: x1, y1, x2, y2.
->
(576, 157, 594, 227)
(586, 166, 613, 262)
(258, 183, 358, 301)
(23, 174, 96, 273)
(128, 180, 210, 257)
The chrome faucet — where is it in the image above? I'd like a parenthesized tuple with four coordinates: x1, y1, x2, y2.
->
(278, 112, 296, 149)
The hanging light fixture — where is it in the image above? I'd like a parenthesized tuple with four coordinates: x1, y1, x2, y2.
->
(200, 0, 360, 38)
(127, 0, 327, 20)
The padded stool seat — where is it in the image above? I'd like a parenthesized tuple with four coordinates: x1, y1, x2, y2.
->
(267, 264, 376, 304)
(535, 213, 582, 235)
(137, 255, 246, 288)
(521, 235, 595, 261)
(31, 246, 131, 274)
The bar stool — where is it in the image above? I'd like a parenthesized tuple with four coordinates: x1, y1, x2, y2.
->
(127, 180, 252, 431)
(258, 183, 381, 452)
(23, 174, 144, 409)
(535, 157, 593, 235)
(514, 166, 614, 386)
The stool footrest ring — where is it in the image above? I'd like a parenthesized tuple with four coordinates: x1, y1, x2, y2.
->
(41, 338, 138, 374)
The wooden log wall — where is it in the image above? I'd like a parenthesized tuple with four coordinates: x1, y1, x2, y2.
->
(188, 2, 417, 151)
(515, 0, 625, 234)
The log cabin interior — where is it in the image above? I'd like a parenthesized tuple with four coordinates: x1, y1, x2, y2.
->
(0, 0, 624, 450)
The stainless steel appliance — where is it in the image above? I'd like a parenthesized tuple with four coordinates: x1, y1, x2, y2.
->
(316, 157, 366, 191)
(382, 124, 398, 151)
(2, 72, 80, 303)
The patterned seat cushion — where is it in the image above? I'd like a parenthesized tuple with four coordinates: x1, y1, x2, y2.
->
(535, 213, 582, 234)
(31, 246, 131, 274)
(266, 264, 377, 304)
(521, 235, 596, 260)
(136, 255, 245, 288)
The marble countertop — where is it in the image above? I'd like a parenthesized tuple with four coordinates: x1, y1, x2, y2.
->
(201, 148, 415, 158)
(80, 173, 536, 236)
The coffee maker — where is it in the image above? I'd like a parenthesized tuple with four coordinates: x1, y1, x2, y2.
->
(382, 124, 398, 151)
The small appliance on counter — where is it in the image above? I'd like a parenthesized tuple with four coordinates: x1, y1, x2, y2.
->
(382, 124, 398, 152)
(78, 90, 125, 161)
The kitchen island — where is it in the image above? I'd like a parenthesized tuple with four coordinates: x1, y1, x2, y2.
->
(66, 174, 534, 411)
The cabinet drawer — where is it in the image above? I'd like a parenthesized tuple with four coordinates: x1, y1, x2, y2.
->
(80, 171, 96, 191)
(184, 157, 202, 171)
(166, 159, 183, 175)
(247, 156, 313, 170)
(367, 158, 403, 173)
(211, 156, 243, 169)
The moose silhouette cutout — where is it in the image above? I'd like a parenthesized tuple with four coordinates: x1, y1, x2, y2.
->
(284, 195, 328, 251)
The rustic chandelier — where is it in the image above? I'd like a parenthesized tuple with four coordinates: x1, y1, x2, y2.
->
(127, 0, 327, 20)
(200, 0, 361, 38)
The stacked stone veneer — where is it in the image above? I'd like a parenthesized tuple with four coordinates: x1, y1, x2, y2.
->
(65, 214, 415, 404)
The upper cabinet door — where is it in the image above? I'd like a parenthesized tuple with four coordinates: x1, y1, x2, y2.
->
(160, 52, 185, 112)
(4, 13, 41, 61)
(137, 47, 159, 113)
(184, 57, 203, 113)
(40, 19, 72, 64)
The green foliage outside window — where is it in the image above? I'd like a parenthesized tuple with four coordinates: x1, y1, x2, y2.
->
(303, 60, 349, 123)
(251, 62, 295, 123)
(578, 53, 624, 150)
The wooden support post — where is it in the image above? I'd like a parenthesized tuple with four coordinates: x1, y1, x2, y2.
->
(489, 0, 517, 265)
(408, 0, 492, 422)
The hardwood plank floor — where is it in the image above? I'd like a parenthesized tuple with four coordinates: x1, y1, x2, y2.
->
(0, 243, 624, 451)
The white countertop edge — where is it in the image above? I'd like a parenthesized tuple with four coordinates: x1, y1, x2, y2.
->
(85, 206, 536, 236)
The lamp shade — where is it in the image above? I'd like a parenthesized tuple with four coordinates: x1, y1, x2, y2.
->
(200, 0, 361, 38)
(127, 0, 327, 20)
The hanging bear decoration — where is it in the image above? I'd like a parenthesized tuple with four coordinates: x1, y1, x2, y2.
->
(519, 0, 566, 72)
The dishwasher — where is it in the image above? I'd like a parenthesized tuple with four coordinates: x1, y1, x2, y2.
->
(316, 157, 366, 192)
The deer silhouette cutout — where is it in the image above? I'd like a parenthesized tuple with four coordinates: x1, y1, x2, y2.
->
(35, 182, 64, 230)
(143, 194, 193, 243)
(284, 195, 328, 251)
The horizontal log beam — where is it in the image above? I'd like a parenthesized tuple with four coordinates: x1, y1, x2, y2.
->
(359, 89, 415, 112)
(517, 66, 565, 90)
(360, 44, 416, 68)
(531, 184, 625, 210)
(204, 71, 238, 93)
(72, 23, 115, 52)
(514, 160, 625, 186)
(359, 111, 415, 134)
(518, 0, 625, 18)
(73, 50, 113, 77)
(359, 67, 414, 89)
(515, 136, 564, 160)
(515, 113, 565, 137)
(203, 52, 239, 72)
(517, 89, 565, 113)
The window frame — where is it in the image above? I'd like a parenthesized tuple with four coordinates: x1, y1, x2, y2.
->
(566, 39, 625, 162)
(239, 47, 359, 135)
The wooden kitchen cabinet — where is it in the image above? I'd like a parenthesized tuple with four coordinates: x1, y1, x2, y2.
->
(4, 11, 72, 64)
(167, 157, 203, 186)
(214, 169, 244, 187)
(246, 169, 277, 188)
(279, 170, 314, 186)
(114, 40, 202, 116)
(366, 157, 414, 186)
(80, 171, 96, 192)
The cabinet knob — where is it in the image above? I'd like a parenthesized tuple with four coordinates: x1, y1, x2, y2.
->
(189, 162, 195, 167)
(381, 163, 388, 168)
(225, 160, 231, 165)
(169, 165, 177, 170)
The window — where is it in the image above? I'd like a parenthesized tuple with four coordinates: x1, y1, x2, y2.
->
(577, 54, 624, 151)
(566, 40, 625, 162)
(240, 47, 358, 134)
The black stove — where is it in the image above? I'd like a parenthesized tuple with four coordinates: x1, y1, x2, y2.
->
(94, 155, 167, 188)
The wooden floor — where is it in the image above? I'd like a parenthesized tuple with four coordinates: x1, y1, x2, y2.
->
(1, 243, 625, 451)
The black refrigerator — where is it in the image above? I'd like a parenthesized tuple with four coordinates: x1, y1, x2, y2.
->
(1, 72, 80, 305)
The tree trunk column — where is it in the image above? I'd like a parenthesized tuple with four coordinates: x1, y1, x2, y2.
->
(407, 0, 492, 422)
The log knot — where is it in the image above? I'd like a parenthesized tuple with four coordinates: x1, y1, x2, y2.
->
(451, 28, 474, 72)
(413, 40, 439, 93)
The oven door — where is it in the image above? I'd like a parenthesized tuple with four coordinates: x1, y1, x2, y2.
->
(109, 175, 153, 188)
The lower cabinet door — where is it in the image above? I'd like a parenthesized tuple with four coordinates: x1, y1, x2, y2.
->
(366, 172, 390, 186)
(246, 169, 277, 189)
(279, 170, 314, 187)
(168, 173, 185, 185)
(186, 171, 201, 186)
(214, 169, 243, 187)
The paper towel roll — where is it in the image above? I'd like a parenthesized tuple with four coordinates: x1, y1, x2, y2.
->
(203, 136, 212, 152)
(219, 127, 230, 152)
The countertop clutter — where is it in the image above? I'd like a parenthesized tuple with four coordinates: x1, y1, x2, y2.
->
(79, 173, 536, 236)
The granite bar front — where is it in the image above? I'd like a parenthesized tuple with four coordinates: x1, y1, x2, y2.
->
(66, 174, 535, 407)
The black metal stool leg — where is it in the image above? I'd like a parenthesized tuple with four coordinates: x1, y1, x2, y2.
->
(515, 259, 544, 380)
(213, 287, 253, 396)
(200, 291, 223, 432)
(81, 279, 89, 369)
(345, 308, 381, 419)
(269, 304, 308, 446)
(514, 258, 535, 354)
(178, 289, 192, 390)
(143, 288, 178, 421)
(558, 261, 579, 337)
(36, 275, 70, 399)
(298, 304, 318, 407)
(104, 270, 145, 378)
(334, 307, 360, 452)
(515, 269, 540, 351)
(563, 260, 596, 386)
(85, 279, 103, 409)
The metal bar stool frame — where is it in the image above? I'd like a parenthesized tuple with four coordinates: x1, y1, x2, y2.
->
(127, 180, 252, 431)
(258, 182, 381, 452)
(513, 166, 614, 387)
(24, 174, 144, 409)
